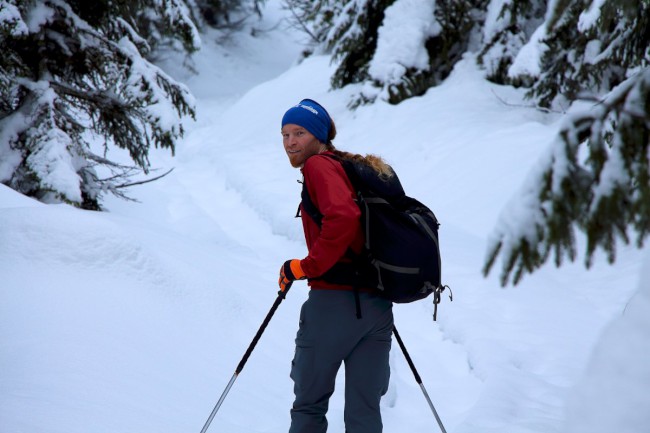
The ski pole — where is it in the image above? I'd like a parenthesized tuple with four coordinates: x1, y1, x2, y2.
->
(199, 283, 292, 433)
(392, 325, 448, 433)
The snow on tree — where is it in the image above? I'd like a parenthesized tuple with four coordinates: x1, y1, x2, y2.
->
(0, 0, 198, 209)
(285, 0, 487, 106)
(361, 0, 441, 104)
(418, 0, 488, 98)
(477, 0, 546, 85)
(522, 0, 649, 108)
(483, 0, 650, 285)
(281, 0, 649, 283)
(136, 0, 201, 52)
(189, 0, 263, 34)
(344, 0, 489, 105)
(323, 0, 394, 100)
(484, 68, 650, 285)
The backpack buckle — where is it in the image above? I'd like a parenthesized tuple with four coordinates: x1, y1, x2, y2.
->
(432, 284, 452, 321)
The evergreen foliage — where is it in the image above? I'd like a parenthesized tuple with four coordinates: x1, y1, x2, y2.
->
(484, 0, 650, 284)
(192, 0, 263, 32)
(484, 68, 650, 285)
(0, 0, 198, 209)
(286, 0, 649, 282)
(529, 0, 649, 108)
(282, 0, 340, 50)
(477, 0, 546, 85)
(420, 0, 487, 98)
(364, 0, 487, 105)
(285, 0, 487, 106)
(326, 0, 394, 92)
(2, 0, 646, 278)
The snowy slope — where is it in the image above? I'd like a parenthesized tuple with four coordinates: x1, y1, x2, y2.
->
(1, 3, 647, 433)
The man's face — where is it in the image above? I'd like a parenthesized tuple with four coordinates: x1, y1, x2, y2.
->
(282, 124, 324, 168)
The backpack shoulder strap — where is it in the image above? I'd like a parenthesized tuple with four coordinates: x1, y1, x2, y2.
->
(300, 180, 323, 226)
(299, 153, 350, 227)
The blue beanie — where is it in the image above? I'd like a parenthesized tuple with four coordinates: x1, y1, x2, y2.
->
(281, 99, 331, 144)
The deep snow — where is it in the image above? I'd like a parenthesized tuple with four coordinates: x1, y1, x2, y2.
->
(1, 3, 648, 433)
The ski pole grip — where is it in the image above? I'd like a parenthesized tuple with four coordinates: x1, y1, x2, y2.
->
(278, 281, 292, 298)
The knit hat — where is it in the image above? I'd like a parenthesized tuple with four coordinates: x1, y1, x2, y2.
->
(281, 99, 331, 144)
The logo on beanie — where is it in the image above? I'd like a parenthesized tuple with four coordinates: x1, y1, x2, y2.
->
(282, 99, 330, 143)
(297, 103, 319, 115)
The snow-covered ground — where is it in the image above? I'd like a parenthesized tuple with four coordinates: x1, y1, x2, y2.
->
(1, 3, 648, 433)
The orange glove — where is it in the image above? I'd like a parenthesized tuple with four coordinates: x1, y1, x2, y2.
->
(278, 259, 306, 291)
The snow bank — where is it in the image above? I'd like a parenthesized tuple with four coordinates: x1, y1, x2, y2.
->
(562, 250, 650, 433)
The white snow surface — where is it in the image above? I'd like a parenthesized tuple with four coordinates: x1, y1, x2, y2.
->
(507, 23, 548, 79)
(368, 0, 440, 85)
(482, 0, 512, 42)
(1, 3, 648, 433)
(578, 0, 607, 32)
(0, 0, 28, 35)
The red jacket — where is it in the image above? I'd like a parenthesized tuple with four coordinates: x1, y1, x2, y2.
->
(298, 152, 365, 290)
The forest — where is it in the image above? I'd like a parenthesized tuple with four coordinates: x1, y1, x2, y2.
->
(1, 0, 648, 280)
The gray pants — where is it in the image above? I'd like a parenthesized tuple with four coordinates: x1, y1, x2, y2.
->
(289, 290, 393, 433)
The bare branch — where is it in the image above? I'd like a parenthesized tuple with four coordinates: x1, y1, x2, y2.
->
(114, 168, 175, 189)
(490, 89, 566, 114)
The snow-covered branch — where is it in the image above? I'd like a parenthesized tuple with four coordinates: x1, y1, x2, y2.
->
(484, 68, 650, 285)
(0, 0, 199, 209)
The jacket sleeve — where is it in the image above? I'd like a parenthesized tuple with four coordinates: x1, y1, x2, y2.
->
(299, 156, 361, 278)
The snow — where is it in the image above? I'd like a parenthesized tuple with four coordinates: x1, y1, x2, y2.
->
(562, 249, 650, 433)
(156, 0, 201, 50)
(583, 39, 602, 65)
(482, 0, 512, 42)
(1, 2, 647, 433)
(26, 122, 82, 203)
(590, 131, 627, 211)
(0, 0, 28, 35)
(578, 0, 606, 32)
(118, 34, 195, 133)
(25, 0, 54, 33)
(368, 0, 440, 85)
(0, 109, 27, 183)
(508, 23, 548, 79)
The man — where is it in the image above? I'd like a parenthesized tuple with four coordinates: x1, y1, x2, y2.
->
(278, 99, 394, 433)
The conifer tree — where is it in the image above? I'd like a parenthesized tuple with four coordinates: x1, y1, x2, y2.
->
(285, 0, 487, 106)
(417, 0, 487, 99)
(283, 0, 342, 54)
(325, 0, 394, 94)
(283, 0, 649, 284)
(191, 0, 263, 32)
(528, 0, 649, 108)
(477, 0, 546, 84)
(483, 0, 650, 285)
(0, 0, 198, 209)
(359, 0, 487, 105)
